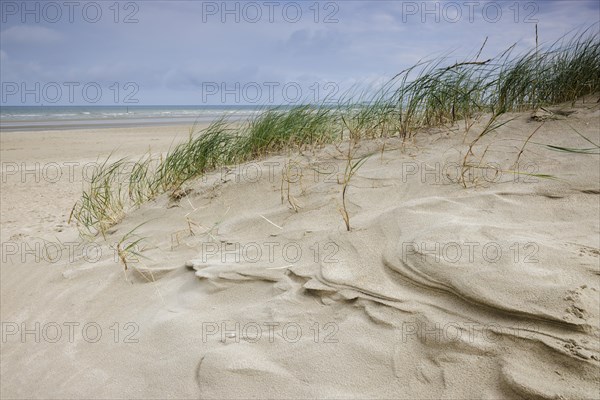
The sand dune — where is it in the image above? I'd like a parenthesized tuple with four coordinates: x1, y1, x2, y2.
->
(1, 102, 599, 398)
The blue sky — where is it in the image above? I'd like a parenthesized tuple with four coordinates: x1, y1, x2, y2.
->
(1, 0, 598, 105)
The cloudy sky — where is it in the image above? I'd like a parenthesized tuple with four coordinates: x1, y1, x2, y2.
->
(1, 0, 598, 105)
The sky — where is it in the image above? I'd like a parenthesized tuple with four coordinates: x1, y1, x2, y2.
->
(0, 0, 598, 105)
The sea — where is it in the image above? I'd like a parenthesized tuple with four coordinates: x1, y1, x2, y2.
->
(0, 105, 268, 132)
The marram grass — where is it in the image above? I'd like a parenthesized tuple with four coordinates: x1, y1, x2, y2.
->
(71, 27, 600, 236)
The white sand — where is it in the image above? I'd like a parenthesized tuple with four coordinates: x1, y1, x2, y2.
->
(1, 103, 599, 399)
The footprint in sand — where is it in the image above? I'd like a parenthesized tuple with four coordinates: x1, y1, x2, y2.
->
(562, 285, 598, 323)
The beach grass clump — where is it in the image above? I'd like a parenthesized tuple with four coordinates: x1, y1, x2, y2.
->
(155, 118, 237, 192)
(70, 26, 599, 236)
(390, 55, 493, 136)
(493, 27, 600, 112)
(335, 84, 401, 140)
(237, 105, 337, 158)
(69, 156, 129, 237)
(533, 28, 600, 105)
(128, 153, 162, 206)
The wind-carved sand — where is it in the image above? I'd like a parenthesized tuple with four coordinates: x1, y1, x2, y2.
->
(1, 101, 599, 398)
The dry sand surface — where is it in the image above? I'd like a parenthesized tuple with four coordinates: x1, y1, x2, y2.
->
(1, 103, 599, 399)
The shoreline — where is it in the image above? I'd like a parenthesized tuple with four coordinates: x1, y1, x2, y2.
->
(0, 118, 197, 133)
(0, 116, 243, 133)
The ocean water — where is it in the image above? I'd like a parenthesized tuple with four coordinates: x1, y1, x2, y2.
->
(0, 105, 265, 132)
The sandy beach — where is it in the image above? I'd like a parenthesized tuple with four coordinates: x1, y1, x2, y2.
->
(2, 0, 600, 397)
(1, 100, 599, 398)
